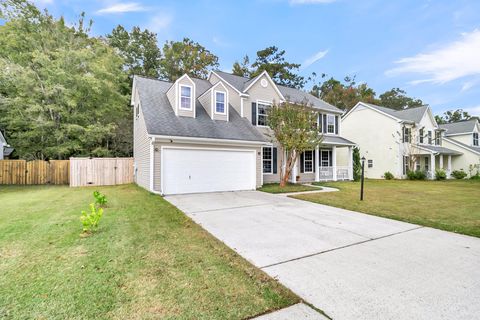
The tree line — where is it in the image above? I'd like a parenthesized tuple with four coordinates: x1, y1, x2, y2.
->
(0, 0, 472, 160)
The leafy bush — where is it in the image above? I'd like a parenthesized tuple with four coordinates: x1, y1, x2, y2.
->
(435, 169, 446, 180)
(470, 174, 480, 180)
(353, 147, 361, 181)
(451, 170, 467, 179)
(93, 191, 107, 206)
(384, 172, 394, 180)
(80, 203, 104, 233)
(406, 170, 427, 180)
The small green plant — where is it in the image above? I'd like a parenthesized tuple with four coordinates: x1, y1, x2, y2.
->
(80, 203, 104, 233)
(93, 191, 107, 206)
(435, 169, 446, 180)
(384, 172, 394, 180)
(451, 170, 467, 179)
(406, 170, 427, 180)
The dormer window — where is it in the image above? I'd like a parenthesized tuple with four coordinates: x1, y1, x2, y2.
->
(474, 132, 479, 146)
(180, 85, 192, 110)
(327, 114, 335, 134)
(215, 91, 226, 114)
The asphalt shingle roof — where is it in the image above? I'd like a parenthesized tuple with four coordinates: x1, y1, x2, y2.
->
(214, 71, 343, 113)
(135, 76, 267, 142)
(362, 103, 429, 123)
(439, 119, 478, 135)
(444, 138, 480, 155)
(322, 135, 356, 146)
(418, 144, 462, 156)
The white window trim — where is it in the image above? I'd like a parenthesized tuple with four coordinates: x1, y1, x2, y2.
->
(367, 159, 373, 168)
(256, 100, 272, 128)
(179, 84, 193, 111)
(303, 150, 314, 173)
(214, 90, 227, 115)
(428, 130, 433, 145)
(262, 146, 274, 175)
(326, 114, 336, 135)
(473, 132, 479, 146)
(320, 149, 331, 167)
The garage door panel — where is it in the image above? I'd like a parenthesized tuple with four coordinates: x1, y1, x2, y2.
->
(162, 148, 256, 195)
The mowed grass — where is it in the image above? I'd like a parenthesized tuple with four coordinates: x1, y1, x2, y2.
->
(294, 180, 480, 237)
(257, 183, 320, 194)
(0, 185, 298, 319)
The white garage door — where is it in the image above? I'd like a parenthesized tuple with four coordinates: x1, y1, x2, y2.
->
(162, 147, 256, 195)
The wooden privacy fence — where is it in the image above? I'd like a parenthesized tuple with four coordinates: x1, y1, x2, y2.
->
(0, 160, 69, 185)
(70, 158, 134, 187)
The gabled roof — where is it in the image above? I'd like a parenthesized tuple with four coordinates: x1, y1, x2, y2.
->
(3, 147, 14, 157)
(444, 137, 480, 155)
(361, 102, 429, 123)
(439, 119, 479, 136)
(213, 70, 343, 114)
(0, 131, 6, 144)
(133, 76, 267, 143)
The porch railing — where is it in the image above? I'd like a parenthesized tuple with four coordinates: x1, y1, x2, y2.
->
(318, 166, 351, 181)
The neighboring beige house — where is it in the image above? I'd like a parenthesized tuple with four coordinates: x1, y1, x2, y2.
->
(0, 130, 14, 160)
(440, 119, 480, 177)
(132, 70, 355, 195)
(339, 102, 462, 179)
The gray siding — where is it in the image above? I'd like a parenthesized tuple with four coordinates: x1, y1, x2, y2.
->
(133, 90, 151, 190)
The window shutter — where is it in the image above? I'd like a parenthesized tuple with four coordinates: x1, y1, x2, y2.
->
(273, 147, 277, 174)
(323, 115, 327, 133)
(300, 152, 304, 173)
(318, 114, 322, 132)
(251, 102, 257, 126)
(335, 116, 339, 134)
(329, 151, 333, 166)
(313, 150, 316, 172)
(402, 127, 405, 142)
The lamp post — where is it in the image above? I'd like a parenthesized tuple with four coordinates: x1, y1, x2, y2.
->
(360, 156, 366, 201)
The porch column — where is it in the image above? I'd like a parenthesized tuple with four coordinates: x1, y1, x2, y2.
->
(430, 154, 436, 180)
(315, 147, 320, 182)
(447, 155, 452, 177)
(439, 154, 444, 170)
(332, 146, 337, 181)
(291, 153, 298, 184)
(347, 146, 353, 180)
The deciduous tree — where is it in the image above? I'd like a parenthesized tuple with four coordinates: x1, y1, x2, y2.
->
(435, 109, 471, 124)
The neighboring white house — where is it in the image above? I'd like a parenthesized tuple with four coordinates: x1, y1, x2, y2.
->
(132, 71, 355, 195)
(339, 102, 462, 179)
(440, 119, 480, 177)
(0, 130, 14, 160)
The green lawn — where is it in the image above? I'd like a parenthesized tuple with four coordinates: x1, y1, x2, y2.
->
(0, 185, 298, 319)
(293, 180, 480, 237)
(257, 183, 320, 194)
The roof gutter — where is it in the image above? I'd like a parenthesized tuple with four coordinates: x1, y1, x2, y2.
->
(147, 134, 268, 146)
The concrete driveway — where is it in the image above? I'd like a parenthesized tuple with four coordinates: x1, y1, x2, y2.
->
(165, 191, 480, 320)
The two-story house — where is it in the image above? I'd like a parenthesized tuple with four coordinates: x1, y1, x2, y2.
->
(440, 119, 480, 177)
(339, 102, 462, 179)
(132, 70, 355, 195)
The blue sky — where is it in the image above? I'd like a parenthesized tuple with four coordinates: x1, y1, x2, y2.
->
(32, 0, 480, 115)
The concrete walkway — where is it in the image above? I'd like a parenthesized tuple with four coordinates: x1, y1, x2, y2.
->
(165, 191, 480, 320)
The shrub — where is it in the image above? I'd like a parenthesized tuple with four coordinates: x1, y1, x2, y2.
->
(435, 169, 446, 180)
(80, 203, 104, 233)
(384, 172, 394, 180)
(406, 170, 427, 180)
(470, 173, 480, 180)
(93, 191, 107, 206)
(451, 170, 467, 179)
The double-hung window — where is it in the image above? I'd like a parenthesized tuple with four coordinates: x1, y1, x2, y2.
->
(474, 132, 479, 146)
(262, 147, 273, 174)
(303, 150, 313, 173)
(327, 114, 335, 134)
(419, 128, 424, 144)
(403, 127, 411, 143)
(215, 91, 226, 114)
(435, 131, 441, 145)
(428, 131, 432, 144)
(180, 85, 192, 110)
(257, 102, 270, 126)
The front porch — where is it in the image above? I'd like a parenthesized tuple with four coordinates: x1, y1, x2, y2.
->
(411, 145, 463, 179)
(290, 136, 356, 183)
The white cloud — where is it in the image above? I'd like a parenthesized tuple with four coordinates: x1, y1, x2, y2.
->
(301, 50, 329, 69)
(147, 14, 173, 33)
(386, 29, 480, 85)
(290, 0, 337, 4)
(96, 2, 147, 14)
